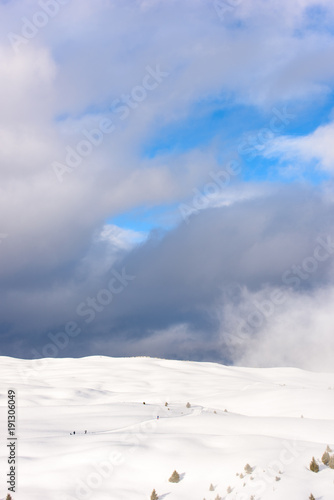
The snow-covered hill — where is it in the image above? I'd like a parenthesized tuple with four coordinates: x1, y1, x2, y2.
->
(1, 356, 334, 500)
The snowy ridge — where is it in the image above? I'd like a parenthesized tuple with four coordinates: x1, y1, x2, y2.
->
(0, 356, 334, 500)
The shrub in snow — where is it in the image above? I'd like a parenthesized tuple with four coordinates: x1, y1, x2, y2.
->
(322, 451, 330, 465)
(328, 455, 334, 469)
(275, 476, 281, 481)
(227, 485, 232, 493)
(150, 489, 158, 500)
(168, 470, 180, 483)
(6, 495, 13, 500)
(310, 457, 319, 473)
(209, 483, 215, 491)
(239, 473, 244, 478)
(215, 495, 222, 500)
(165, 402, 168, 406)
(326, 445, 332, 452)
(186, 402, 191, 408)
(244, 463, 253, 474)
(309, 495, 315, 500)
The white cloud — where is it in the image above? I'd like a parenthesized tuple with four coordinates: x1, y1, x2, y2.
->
(219, 285, 334, 372)
(99, 224, 147, 250)
(264, 120, 334, 174)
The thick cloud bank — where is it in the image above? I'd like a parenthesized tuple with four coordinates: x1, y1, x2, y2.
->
(1, 185, 334, 371)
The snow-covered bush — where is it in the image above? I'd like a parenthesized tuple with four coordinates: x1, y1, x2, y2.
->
(168, 470, 180, 483)
(328, 455, 334, 469)
(244, 463, 253, 474)
(150, 488, 158, 500)
(310, 457, 319, 473)
(322, 451, 330, 465)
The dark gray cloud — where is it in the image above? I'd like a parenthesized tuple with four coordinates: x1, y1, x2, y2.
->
(1, 184, 334, 368)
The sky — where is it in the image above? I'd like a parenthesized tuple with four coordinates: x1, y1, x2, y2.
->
(1, 0, 334, 370)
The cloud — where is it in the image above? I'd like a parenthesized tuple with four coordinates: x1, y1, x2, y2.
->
(1, 0, 334, 369)
(222, 285, 334, 372)
(264, 120, 334, 174)
(99, 224, 147, 251)
(2, 185, 334, 371)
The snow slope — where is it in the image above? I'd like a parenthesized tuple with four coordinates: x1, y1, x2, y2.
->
(0, 356, 334, 500)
